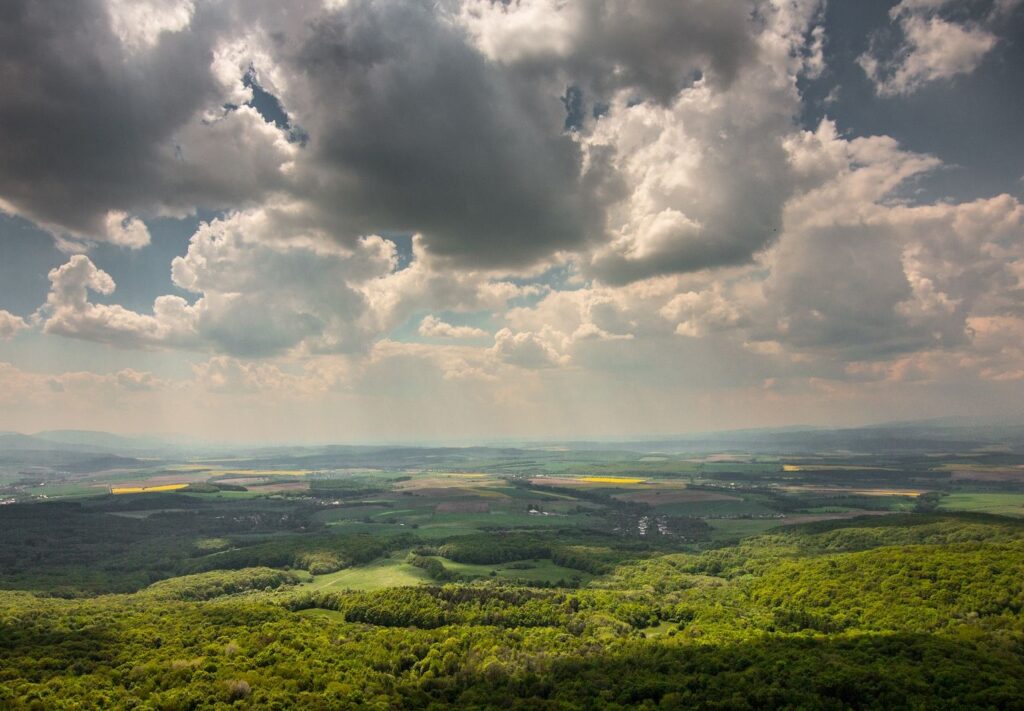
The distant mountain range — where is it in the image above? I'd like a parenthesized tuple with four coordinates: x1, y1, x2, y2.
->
(2, 418, 1024, 458)
(542, 417, 1024, 454)
(1, 431, 158, 453)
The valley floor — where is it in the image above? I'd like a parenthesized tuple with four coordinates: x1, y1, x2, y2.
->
(2, 449, 1024, 708)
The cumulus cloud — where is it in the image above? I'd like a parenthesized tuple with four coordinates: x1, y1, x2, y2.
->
(759, 122, 1024, 360)
(102, 211, 152, 249)
(582, 0, 821, 283)
(505, 281, 670, 348)
(662, 288, 744, 337)
(272, 0, 605, 268)
(356, 235, 541, 333)
(487, 113, 1024, 392)
(34, 211, 541, 358)
(18, 0, 1016, 376)
(459, 0, 757, 101)
(4, 0, 1024, 438)
(859, 0, 1015, 95)
(0, 310, 29, 340)
(106, 0, 196, 52)
(0, 0, 818, 277)
(622, 119, 1024, 375)
(418, 316, 489, 340)
(191, 356, 301, 394)
(0, 0, 294, 248)
(491, 328, 571, 369)
(39, 255, 187, 347)
(0, 361, 163, 405)
(36, 218, 381, 356)
(168, 211, 397, 356)
(368, 339, 502, 383)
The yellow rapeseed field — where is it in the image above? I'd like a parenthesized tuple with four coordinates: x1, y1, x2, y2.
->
(578, 476, 646, 484)
(111, 483, 189, 494)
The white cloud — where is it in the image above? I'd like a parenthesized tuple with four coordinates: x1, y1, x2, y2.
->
(39, 255, 186, 348)
(418, 315, 489, 340)
(651, 120, 1024, 369)
(369, 340, 501, 383)
(491, 328, 570, 369)
(3, 0, 1023, 439)
(490, 115, 1024, 391)
(662, 288, 744, 337)
(357, 235, 545, 336)
(0, 361, 164, 406)
(106, 0, 195, 52)
(0, 0, 296, 251)
(36, 218, 378, 356)
(459, 0, 759, 99)
(103, 211, 152, 249)
(191, 356, 302, 394)
(0, 310, 29, 340)
(34, 210, 541, 358)
(582, 0, 821, 282)
(859, 1, 1002, 95)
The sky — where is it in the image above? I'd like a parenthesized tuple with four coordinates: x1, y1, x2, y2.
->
(1, 0, 1023, 443)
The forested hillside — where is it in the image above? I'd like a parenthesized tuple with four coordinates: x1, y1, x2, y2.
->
(3, 511, 1024, 709)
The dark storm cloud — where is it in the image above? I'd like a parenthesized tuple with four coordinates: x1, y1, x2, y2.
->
(558, 0, 758, 103)
(0, 1, 218, 237)
(0, 0, 772, 274)
(0, 0, 778, 274)
(281, 0, 602, 268)
(269, 0, 769, 270)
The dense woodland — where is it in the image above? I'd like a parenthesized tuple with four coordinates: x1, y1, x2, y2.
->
(3, 507, 1024, 708)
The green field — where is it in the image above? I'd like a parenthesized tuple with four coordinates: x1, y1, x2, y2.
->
(939, 492, 1024, 516)
(705, 517, 784, 541)
(427, 556, 593, 584)
(300, 552, 594, 591)
(302, 554, 432, 591)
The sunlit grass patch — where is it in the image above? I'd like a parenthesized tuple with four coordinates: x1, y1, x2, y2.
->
(783, 464, 898, 472)
(431, 556, 592, 584)
(470, 487, 511, 498)
(939, 492, 1024, 517)
(303, 554, 432, 591)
